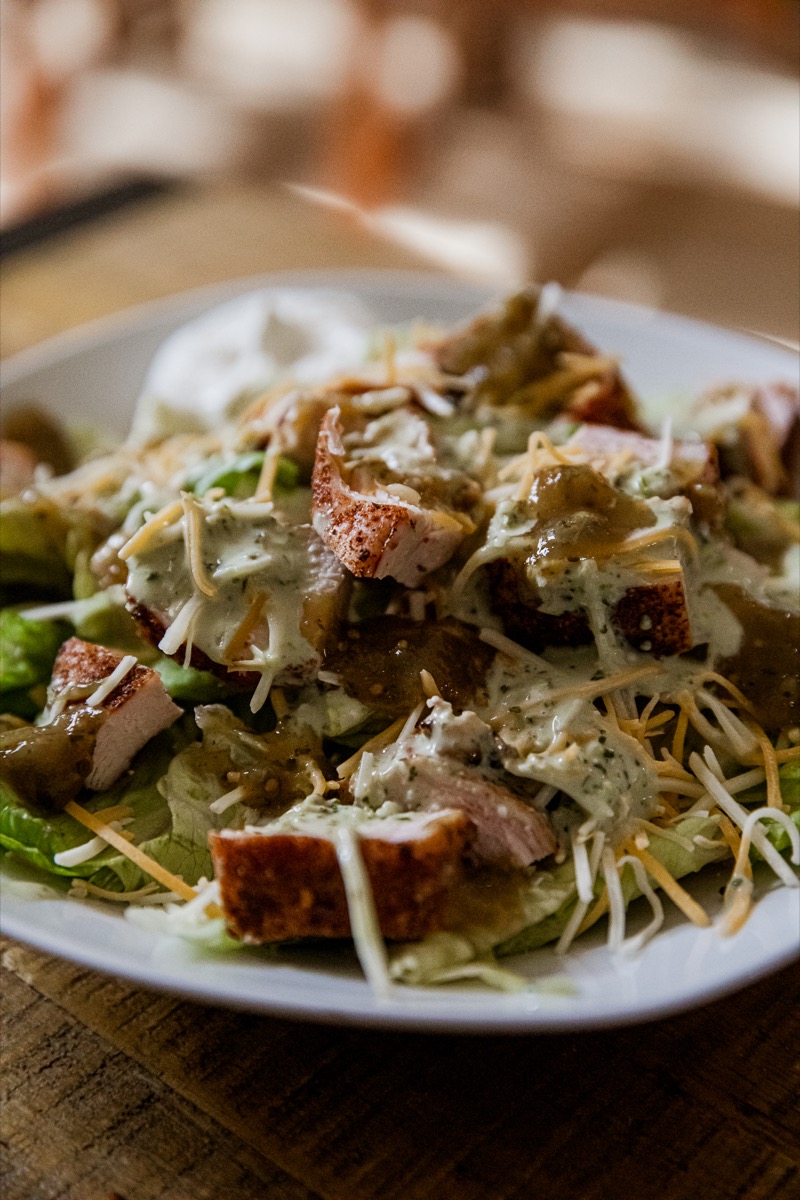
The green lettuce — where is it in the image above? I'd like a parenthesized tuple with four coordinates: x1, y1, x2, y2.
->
(496, 769, 800, 957)
(0, 610, 68, 718)
(0, 720, 238, 893)
(154, 657, 232, 704)
(0, 499, 72, 599)
(91, 734, 235, 891)
(186, 452, 298, 500)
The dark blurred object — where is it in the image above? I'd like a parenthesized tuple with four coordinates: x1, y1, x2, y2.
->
(326, 0, 800, 208)
(0, 404, 74, 475)
(0, 177, 174, 257)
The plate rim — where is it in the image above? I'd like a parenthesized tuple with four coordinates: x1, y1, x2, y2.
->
(3, 266, 797, 385)
(2, 897, 797, 1034)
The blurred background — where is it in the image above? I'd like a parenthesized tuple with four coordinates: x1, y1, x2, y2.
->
(2, 0, 799, 340)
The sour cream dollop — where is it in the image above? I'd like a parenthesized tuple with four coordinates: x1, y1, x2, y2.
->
(130, 288, 372, 443)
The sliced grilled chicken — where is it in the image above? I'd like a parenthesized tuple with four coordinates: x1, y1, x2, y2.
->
(489, 558, 694, 658)
(353, 704, 557, 869)
(690, 382, 799, 498)
(383, 757, 556, 869)
(564, 423, 719, 490)
(48, 637, 181, 791)
(485, 459, 697, 657)
(210, 808, 473, 943)
(427, 286, 640, 425)
(311, 406, 473, 585)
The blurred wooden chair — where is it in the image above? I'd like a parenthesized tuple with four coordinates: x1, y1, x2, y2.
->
(325, 0, 799, 209)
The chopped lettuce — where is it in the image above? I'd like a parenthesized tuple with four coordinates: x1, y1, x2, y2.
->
(0, 499, 72, 598)
(154, 657, 232, 704)
(0, 609, 68, 718)
(494, 796, 800, 958)
(186, 452, 298, 500)
(738, 760, 800, 810)
(92, 735, 234, 892)
(0, 720, 238, 893)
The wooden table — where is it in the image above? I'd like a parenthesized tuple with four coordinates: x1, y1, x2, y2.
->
(2, 185, 799, 1200)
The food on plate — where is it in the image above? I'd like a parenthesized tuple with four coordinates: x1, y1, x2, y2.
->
(1, 285, 798, 995)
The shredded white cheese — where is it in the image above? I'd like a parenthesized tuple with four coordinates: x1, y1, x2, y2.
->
(334, 826, 392, 1001)
(85, 655, 138, 709)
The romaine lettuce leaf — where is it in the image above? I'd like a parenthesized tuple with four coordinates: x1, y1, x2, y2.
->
(154, 657, 232, 704)
(0, 719, 239, 893)
(91, 736, 234, 892)
(0, 609, 68, 718)
(186, 452, 298, 500)
(0, 610, 66, 692)
(0, 499, 72, 598)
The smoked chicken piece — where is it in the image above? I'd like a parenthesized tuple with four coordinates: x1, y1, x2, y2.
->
(210, 808, 473, 943)
(429, 287, 639, 424)
(312, 406, 475, 585)
(352, 703, 557, 870)
(125, 502, 349, 695)
(691, 382, 799, 498)
(564, 423, 720, 495)
(48, 637, 181, 791)
(0, 707, 104, 811)
(380, 756, 556, 869)
(1, 637, 181, 807)
(490, 562, 693, 658)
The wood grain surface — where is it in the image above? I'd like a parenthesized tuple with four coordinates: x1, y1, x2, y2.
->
(1, 185, 799, 1200)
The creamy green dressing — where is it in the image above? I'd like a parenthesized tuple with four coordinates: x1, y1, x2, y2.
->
(127, 499, 347, 698)
(478, 656, 657, 833)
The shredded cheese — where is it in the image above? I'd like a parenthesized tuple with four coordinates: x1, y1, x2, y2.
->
(209, 785, 247, 815)
(625, 842, 711, 927)
(420, 669, 440, 699)
(542, 664, 660, 708)
(690, 752, 799, 891)
(54, 820, 134, 867)
(158, 593, 205, 657)
(601, 846, 627, 952)
(615, 854, 665, 953)
(334, 826, 391, 1000)
(720, 806, 800, 936)
(223, 591, 268, 663)
(337, 716, 408, 779)
(85, 655, 138, 709)
(182, 492, 217, 598)
(255, 443, 282, 501)
(672, 708, 689, 767)
(383, 330, 397, 386)
(69, 880, 160, 903)
(697, 671, 758, 719)
(601, 525, 698, 563)
(64, 801, 197, 901)
(751, 725, 783, 812)
(118, 499, 183, 560)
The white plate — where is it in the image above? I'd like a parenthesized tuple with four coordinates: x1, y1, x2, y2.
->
(1, 270, 798, 1032)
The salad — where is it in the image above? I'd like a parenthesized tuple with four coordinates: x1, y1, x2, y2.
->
(1, 285, 798, 997)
